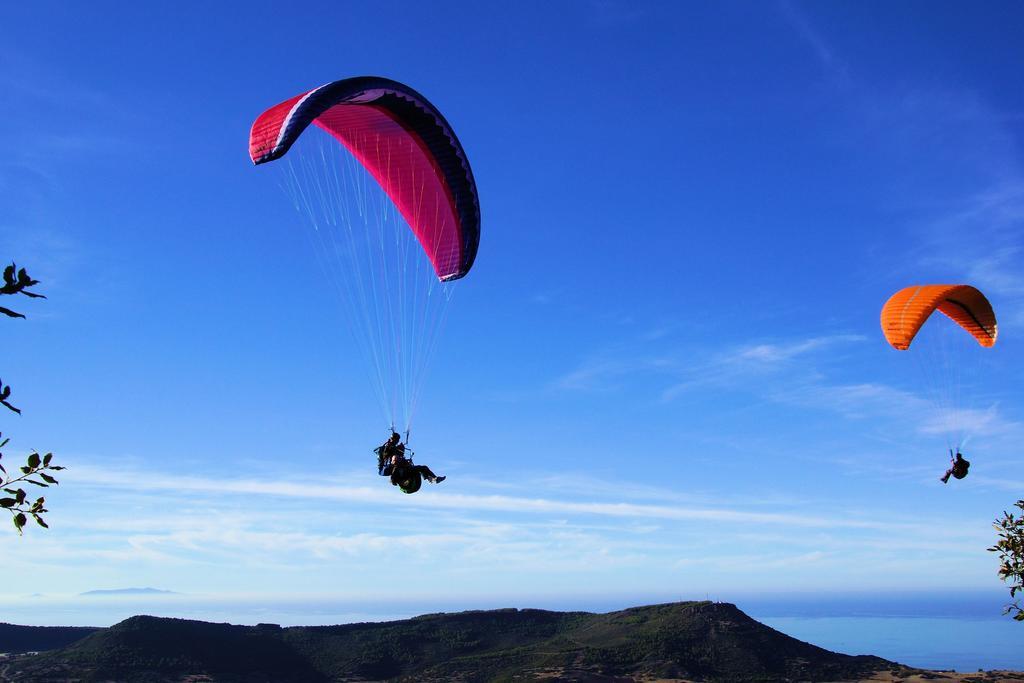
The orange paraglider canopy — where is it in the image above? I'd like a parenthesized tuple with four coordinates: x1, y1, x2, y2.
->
(881, 285, 997, 350)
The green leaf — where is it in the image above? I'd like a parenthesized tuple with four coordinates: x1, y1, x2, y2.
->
(32, 514, 48, 529)
(26, 480, 48, 488)
(39, 473, 57, 485)
(13, 512, 26, 532)
(0, 437, 9, 447)
(0, 497, 15, 508)
(27, 452, 40, 469)
(42, 453, 52, 466)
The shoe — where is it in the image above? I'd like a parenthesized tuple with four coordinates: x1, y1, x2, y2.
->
(434, 476, 446, 484)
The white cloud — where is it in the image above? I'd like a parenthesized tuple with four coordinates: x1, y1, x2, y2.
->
(778, 2, 1024, 330)
(735, 335, 866, 364)
(65, 461, 954, 537)
(776, 0, 847, 81)
(919, 183, 1024, 326)
(6, 449, 1006, 605)
(660, 334, 864, 401)
(552, 355, 678, 392)
(553, 333, 864, 399)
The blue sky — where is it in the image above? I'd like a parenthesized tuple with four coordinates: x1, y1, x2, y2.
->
(2, 1, 1024, 626)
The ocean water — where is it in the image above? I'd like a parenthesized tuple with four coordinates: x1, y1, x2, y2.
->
(754, 615, 1023, 672)
(740, 591, 1024, 672)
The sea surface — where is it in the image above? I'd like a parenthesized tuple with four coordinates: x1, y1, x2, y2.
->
(2, 590, 1020, 672)
(741, 591, 1024, 672)
(753, 615, 1022, 672)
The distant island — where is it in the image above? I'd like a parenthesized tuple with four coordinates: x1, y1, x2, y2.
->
(78, 587, 178, 596)
(1, 601, 1021, 682)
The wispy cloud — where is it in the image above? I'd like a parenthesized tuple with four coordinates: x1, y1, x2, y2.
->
(553, 333, 864, 398)
(0, 226, 88, 294)
(555, 325, 1019, 464)
(65, 461, 956, 536)
(778, 3, 1024, 330)
(5, 444, 1001, 605)
(776, 0, 849, 83)
(552, 355, 678, 392)
(770, 379, 1021, 444)
(660, 333, 865, 401)
(919, 182, 1024, 326)
(0, 46, 148, 193)
(734, 335, 866, 364)
(767, 381, 924, 421)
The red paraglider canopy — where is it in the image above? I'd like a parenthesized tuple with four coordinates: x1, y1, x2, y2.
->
(250, 77, 480, 281)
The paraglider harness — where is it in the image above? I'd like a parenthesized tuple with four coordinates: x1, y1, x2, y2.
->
(375, 432, 422, 494)
(949, 449, 970, 480)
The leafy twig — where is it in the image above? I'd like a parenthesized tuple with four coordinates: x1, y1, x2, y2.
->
(0, 379, 20, 414)
(0, 263, 45, 319)
(0, 434, 64, 534)
(989, 499, 1024, 621)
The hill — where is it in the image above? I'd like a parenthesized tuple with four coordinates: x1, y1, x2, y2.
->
(0, 601, 940, 682)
